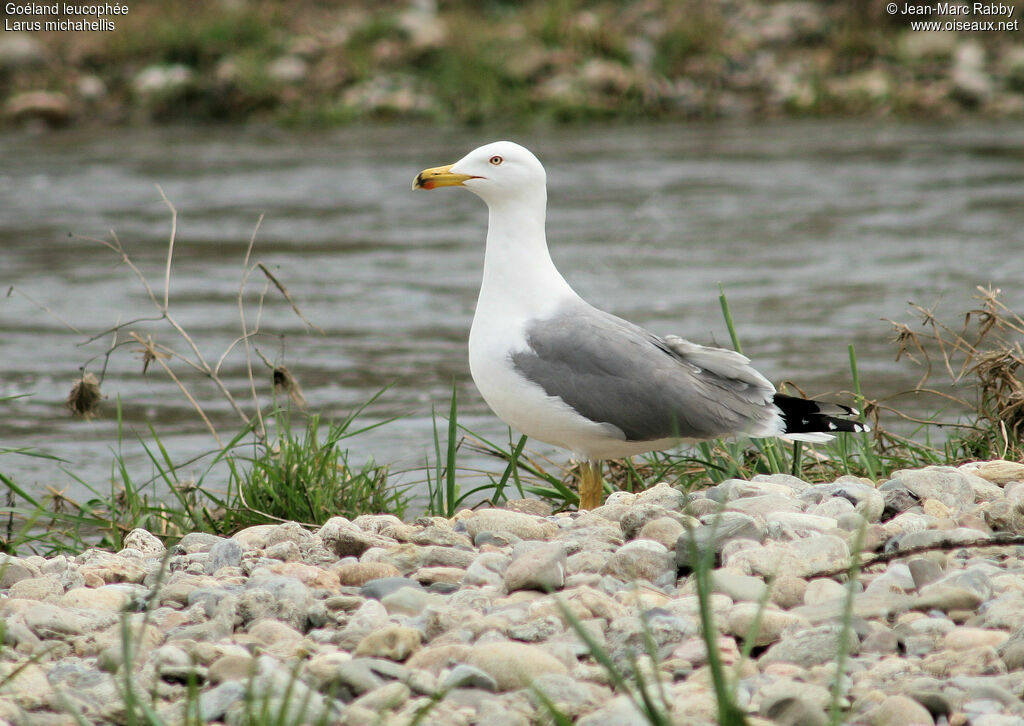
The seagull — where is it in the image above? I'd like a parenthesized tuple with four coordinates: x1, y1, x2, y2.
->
(413, 141, 868, 510)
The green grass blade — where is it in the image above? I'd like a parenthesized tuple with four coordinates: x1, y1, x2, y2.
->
(847, 343, 879, 481)
(429, 405, 443, 516)
(529, 685, 575, 726)
(685, 515, 751, 726)
(789, 440, 803, 477)
(0, 471, 42, 509)
(718, 285, 743, 355)
(492, 434, 529, 502)
(828, 520, 867, 726)
(445, 383, 459, 516)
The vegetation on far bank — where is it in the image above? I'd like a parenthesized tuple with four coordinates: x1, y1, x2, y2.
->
(3, 0, 1024, 129)
(1, 200, 1022, 557)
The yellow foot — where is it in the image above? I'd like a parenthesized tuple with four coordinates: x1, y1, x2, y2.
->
(578, 460, 603, 510)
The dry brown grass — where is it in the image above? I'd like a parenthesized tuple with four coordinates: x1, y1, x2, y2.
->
(886, 285, 1024, 459)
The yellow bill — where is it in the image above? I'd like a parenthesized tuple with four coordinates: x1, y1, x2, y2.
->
(412, 163, 477, 191)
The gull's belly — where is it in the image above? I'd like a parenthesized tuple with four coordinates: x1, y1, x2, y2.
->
(467, 321, 595, 446)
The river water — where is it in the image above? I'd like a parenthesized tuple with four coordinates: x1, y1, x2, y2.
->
(2, 121, 1022, 509)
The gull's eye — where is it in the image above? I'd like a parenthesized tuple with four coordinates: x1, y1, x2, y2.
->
(489, 155, 503, 166)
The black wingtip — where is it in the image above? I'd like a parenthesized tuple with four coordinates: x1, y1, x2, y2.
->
(774, 393, 870, 435)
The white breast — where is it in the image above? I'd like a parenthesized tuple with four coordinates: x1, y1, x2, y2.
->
(469, 308, 679, 460)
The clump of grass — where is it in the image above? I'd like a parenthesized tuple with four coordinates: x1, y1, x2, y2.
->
(105, 1, 281, 69)
(1, 195, 406, 554)
(229, 407, 406, 527)
(2, 396, 246, 554)
(425, 385, 545, 517)
(885, 285, 1024, 461)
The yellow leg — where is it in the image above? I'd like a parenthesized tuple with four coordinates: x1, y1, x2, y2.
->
(578, 460, 604, 510)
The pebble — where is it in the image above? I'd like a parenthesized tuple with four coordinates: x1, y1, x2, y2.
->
(913, 585, 984, 613)
(334, 560, 402, 586)
(381, 585, 442, 616)
(804, 578, 845, 605)
(943, 627, 1008, 651)
(199, 680, 246, 721)
(208, 654, 255, 683)
(636, 516, 686, 548)
(675, 512, 764, 569)
(464, 509, 559, 541)
(76, 549, 146, 584)
(361, 576, 423, 600)
(634, 480, 688, 509)
(908, 557, 945, 589)
(806, 479, 885, 521)
(884, 466, 976, 514)
(122, 528, 166, 555)
(766, 510, 839, 534)
(133, 64, 193, 97)
(728, 493, 807, 517)
(725, 534, 850, 578)
(4, 464, 1024, 724)
(179, 531, 226, 553)
(711, 570, 769, 602)
(208, 538, 244, 572)
(602, 539, 674, 583)
(0, 33, 48, 69)
(726, 603, 808, 646)
(442, 663, 499, 691)
(763, 695, 828, 726)
(351, 679, 411, 712)
(4, 90, 71, 126)
(318, 516, 394, 557)
(869, 694, 936, 725)
(61, 585, 134, 611)
(771, 575, 809, 609)
(760, 624, 859, 668)
(463, 551, 510, 588)
(503, 542, 566, 592)
(10, 574, 64, 602)
(965, 459, 1024, 485)
(465, 641, 568, 691)
(354, 625, 422, 661)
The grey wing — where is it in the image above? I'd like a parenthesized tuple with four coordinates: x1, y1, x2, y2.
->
(511, 304, 778, 442)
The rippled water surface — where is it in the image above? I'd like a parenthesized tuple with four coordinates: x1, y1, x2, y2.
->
(2, 121, 1023, 508)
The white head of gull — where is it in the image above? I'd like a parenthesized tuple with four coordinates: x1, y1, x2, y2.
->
(414, 141, 867, 510)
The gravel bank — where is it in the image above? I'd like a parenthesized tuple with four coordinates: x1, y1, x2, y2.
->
(4, 460, 1024, 725)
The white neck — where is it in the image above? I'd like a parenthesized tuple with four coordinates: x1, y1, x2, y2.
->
(476, 193, 578, 320)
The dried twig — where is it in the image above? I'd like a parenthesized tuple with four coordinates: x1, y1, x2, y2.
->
(6, 285, 85, 336)
(886, 287, 1024, 456)
(813, 533, 1024, 581)
(257, 262, 324, 334)
(129, 332, 222, 446)
(63, 191, 291, 446)
(238, 215, 267, 441)
(156, 185, 176, 313)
